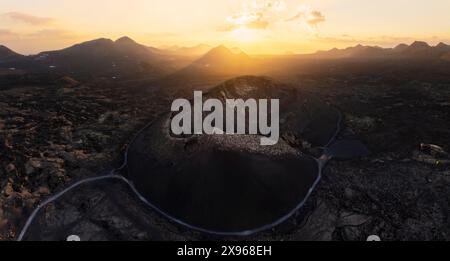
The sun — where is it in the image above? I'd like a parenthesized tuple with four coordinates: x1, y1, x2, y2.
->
(230, 27, 258, 42)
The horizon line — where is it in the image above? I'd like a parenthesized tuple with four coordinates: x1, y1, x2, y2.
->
(1, 36, 449, 57)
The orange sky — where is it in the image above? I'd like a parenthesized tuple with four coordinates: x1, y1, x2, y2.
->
(1, 0, 450, 54)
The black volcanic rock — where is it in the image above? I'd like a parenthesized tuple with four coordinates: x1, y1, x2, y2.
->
(126, 76, 341, 233)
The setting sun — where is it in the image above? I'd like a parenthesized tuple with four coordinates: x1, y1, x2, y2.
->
(1, 0, 450, 54)
(1, 0, 450, 244)
(230, 27, 260, 42)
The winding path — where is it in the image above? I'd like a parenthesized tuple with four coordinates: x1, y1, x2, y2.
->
(17, 109, 343, 241)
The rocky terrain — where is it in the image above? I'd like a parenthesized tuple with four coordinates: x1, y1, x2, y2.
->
(1, 72, 448, 241)
(1, 38, 449, 241)
(283, 78, 450, 241)
(0, 76, 168, 240)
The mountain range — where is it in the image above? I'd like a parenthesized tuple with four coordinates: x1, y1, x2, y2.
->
(0, 38, 260, 83)
(183, 45, 254, 73)
(162, 44, 212, 56)
(1, 37, 450, 82)
(29, 37, 175, 77)
(311, 41, 450, 59)
(148, 45, 259, 92)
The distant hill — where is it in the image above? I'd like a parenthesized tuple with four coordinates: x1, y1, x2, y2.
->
(163, 44, 212, 57)
(311, 41, 450, 60)
(38, 36, 161, 60)
(0, 45, 25, 64)
(151, 46, 260, 93)
(313, 44, 385, 59)
(167, 45, 258, 81)
(436, 42, 450, 51)
(29, 37, 174, 77)
(0, 38, 203, 79)
(0, 45, 22, 59)
(393, 43, 409, 52)
(189, 45, 254, 72)
(1, 39, 450, 83)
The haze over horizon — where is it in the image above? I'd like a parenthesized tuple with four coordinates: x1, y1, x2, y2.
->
(1, 0, 450, 55)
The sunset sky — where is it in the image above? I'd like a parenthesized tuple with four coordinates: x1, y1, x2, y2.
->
(1, 0, 450, 54)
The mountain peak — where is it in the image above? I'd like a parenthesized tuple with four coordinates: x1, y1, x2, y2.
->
(115, 36, 137, 44)
(200, 45, 236, 59)
(195, 44, 211, 49)
(230, 47, 244, 54)
(351, 44, 381, 51)
(71, 38, 114, 49)
(436, 42, 450, 48)
(395, 43, 408, 49)
(207, 45, 250, 57)
(210, 45, 232, 53)
(52, 38, 115, 55)
(0, 45, 12, 52)
(89, 38, 114, 44)
(410, 41, 430, 49)
(0, 45, 21, 57)
(192, 44, 252, 69)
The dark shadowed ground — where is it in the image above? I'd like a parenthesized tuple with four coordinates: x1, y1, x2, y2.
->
(1, 72, 449, 241)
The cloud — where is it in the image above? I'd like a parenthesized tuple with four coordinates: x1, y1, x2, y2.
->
(217, 24, 236, 32)
(220, 1, 325, 33)
(267, 1, 287, 12)
(285, 12, 304, 22)
(247, 18, 270, 30)
(1, 28, 83, 43)
(307, 11, 325, 27)
(219, 1, 287, 32)
(286, 9, 326, 28)
(0, 28, 93, 54)
(3, 12, 54, 25)
(251, 0, 287, 13)
(0, 29, 17, 37)
(27, 29, 77, 39)
(220, 11, 270, 32)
